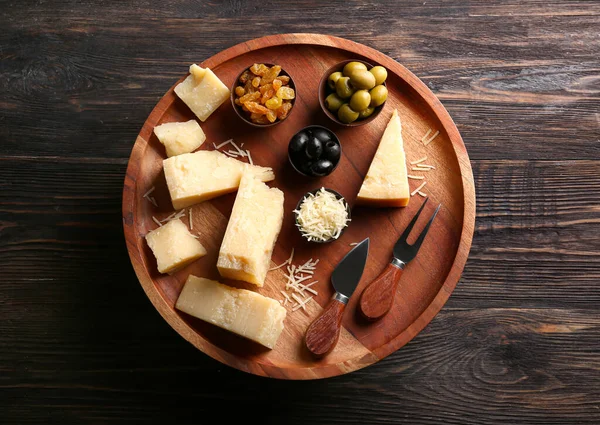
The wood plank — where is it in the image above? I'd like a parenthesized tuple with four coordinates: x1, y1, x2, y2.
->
(1, 308, 598, 424)
(1, 2, 598, 160)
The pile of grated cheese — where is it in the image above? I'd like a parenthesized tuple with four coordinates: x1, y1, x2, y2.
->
(271, 249, 320, 312)
(294, 188, 350, 242)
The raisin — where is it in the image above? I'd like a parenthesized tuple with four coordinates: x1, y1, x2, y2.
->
(239, 71, 251, 84)
(250, 63, 269, 76)
(235, 86, 245, 97)
(245, 102, 269, 115)
(276, 101, 292, 119)
(265, 96, 282, 110)
(260, 65, 282, 84)
(272, 79, 283, 91)
(252, 76, 261, 88)
(276, 87, 295, 100)
(278, 75, 290, 84)
(266, 110, 277, 123)
(261, 87, 275, 104)
(251, 114, 270, 124)
(239, 91, 260, 103)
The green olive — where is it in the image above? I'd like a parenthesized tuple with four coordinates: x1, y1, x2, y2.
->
(369, 66, 388, 85)
(327, 72, 343, 90)
(358, 106, 375, 119)
(335, 76, 355, 99)
(337, 104, 359, 124)
(349, 90, 371, 112)
(325, 93, 344, 112)
(369, 85, 388, 107)
(349, 69, 376, 90)
(343, 61, 367, 76)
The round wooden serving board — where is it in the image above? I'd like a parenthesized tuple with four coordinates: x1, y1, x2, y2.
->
(122, 34, 475, 380)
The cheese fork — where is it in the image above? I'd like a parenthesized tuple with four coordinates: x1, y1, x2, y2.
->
(358, 199, 441, 321)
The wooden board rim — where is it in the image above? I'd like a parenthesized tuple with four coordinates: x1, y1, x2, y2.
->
(122, 33, 476, 380)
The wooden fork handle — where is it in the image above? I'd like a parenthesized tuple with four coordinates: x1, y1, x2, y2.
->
(359, 262, 404, 321)
(305, 295, 347, 356)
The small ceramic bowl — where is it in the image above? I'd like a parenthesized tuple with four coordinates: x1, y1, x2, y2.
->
(294, 188, 351, 244)
(231, 63, 296, 128)
(318, 59, 387, 127)
(288, 125, 342, 178)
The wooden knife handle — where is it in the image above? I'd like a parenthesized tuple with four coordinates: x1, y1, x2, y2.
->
(305, 296, 346, 356)
(358, 263, 404, 321)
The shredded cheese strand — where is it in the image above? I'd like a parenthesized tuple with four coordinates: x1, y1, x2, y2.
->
(410, 156, 428, 165)
(421, 128, 432, 142)
(411, 181, 427, 197)
(424, 130, 440, 146)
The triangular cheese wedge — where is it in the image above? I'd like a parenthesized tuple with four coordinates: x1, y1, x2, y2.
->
(163, 150, 274, 209)
(356, 109, 410, 207)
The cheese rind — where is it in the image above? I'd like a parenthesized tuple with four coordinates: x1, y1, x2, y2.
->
(174, 65, 230, 122)
(163, 150, 275, 209)
(145, 219, 207, 274)
(175, 276, 286, 349)
(217, 172, 284, 286)
(154, 120, 206, 157)
(356, 109, 410, 207)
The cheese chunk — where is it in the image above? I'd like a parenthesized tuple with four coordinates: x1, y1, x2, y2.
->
(163, 150, 275, 209)
(175, 275, 286, 349)
(145, 219, 207, 274)
(174, 64, 230, 122)
(154, 120, 206, 157)
(356, 109, 410, 207)
(217, 172, 284, 286)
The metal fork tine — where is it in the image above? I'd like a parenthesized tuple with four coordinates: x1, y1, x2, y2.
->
(412, 204, 441, 251)
(399, 198, 429, 242)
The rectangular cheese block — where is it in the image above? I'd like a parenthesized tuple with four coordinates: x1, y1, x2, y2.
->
(356, 109, 410, 207)
(145, 218, 207, 274)
(217, 172, 284, 286)
(163, 150, 275, 209)
(174, 64, 230, 122)
(154, 120, 206, 157)
(175, 275, 286, 349)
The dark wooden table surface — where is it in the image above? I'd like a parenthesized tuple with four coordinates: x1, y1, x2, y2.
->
(2, 1, 599, 423)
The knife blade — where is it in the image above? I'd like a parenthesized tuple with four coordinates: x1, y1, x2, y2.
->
(305, 237, 370, 356)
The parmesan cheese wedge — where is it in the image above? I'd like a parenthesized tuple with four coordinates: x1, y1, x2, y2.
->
(163, 150, 274, 209)
(174, 64, 230, 122)
(154, 120, 206, 157)
(175, 64, 231, 122)
(356, 109, 410, 207)
(145, 218, 207, 274)
(217, 172, 284, 286)
(175, 275, 286, 349)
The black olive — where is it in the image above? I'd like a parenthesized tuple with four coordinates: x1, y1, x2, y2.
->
(322, 141, 341, 162)
(289, 132, 309, 154)
(299, 160, 314, 175)
(310, 159, 334, 176)
(312, 128, 332, 143)
(305, 137, 323, 159)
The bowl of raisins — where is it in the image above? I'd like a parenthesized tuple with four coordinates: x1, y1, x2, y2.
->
(231, 63, 296, 127)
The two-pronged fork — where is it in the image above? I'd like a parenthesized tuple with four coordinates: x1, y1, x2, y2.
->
(358, 198, 441, 321)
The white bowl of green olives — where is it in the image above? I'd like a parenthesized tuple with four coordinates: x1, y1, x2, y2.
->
(319, 60, 388, 126)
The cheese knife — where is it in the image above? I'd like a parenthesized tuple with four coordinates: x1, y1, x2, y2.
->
(305, 237, 370, 356)
(358, 198, 441, 321)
